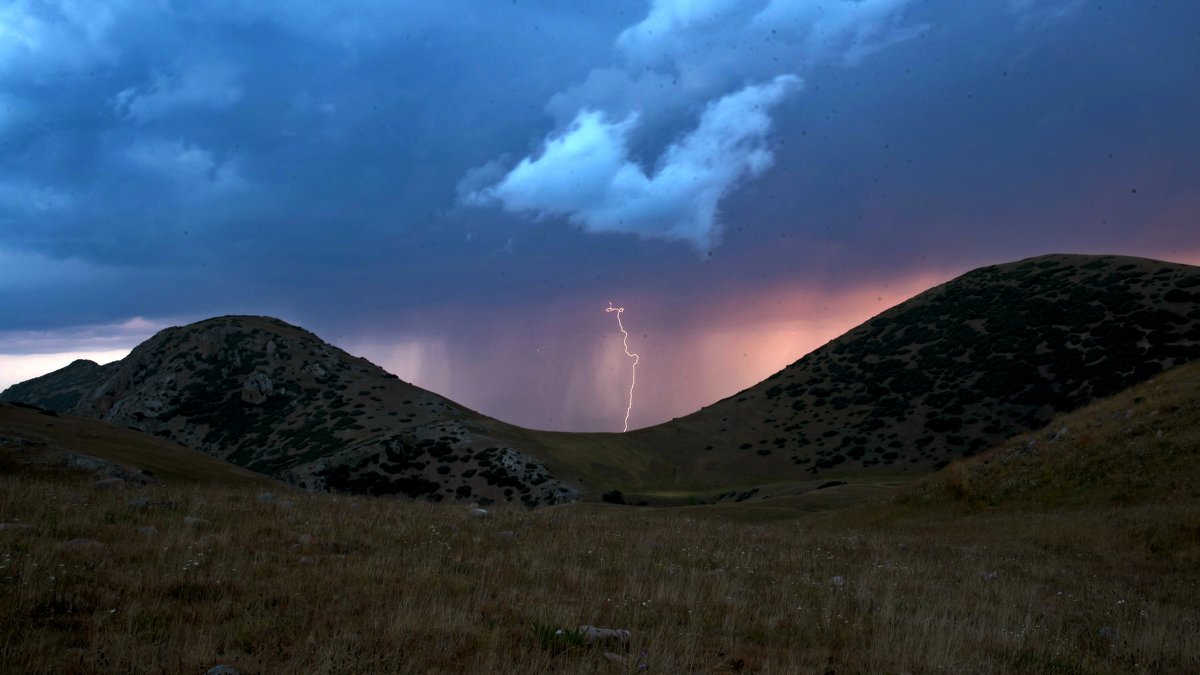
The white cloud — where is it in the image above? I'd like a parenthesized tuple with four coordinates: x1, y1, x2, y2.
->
(465, 0, 923, 249)
(472, 75, 799, 251)
(125, 138, 248, 196)
(114, 63, 243, 123)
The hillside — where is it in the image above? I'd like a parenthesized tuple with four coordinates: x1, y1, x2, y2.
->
(17, 317, 576, 506)
(903, 356, 1200, 511)
(0, 359, 115, 411)
(3, 253, 1197, 505)
(0, 402, 271, 486)
(2, 391, 1197, 673)
(514, 254, 1200, 501)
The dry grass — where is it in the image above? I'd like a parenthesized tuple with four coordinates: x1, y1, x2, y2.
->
(0, 403, 274, 486)
(2, 471, 1197, 674)
(902, 360, 1200, 511)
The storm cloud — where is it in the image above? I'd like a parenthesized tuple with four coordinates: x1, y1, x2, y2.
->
(0, 1, 1197, 429)
(466, 0, 924, 249)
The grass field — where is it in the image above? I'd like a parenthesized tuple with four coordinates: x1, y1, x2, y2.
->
(2, 361, 1198, 673)
(1, 470, 1196, 673)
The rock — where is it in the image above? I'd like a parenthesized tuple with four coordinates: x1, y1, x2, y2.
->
(1051, 426, 1069, 441)
(184, 516, 209, 527)
(298, 556, 315, 566)
(579, 625, 631, 645)
(831, 576, 846, 587)
(469, 508, 489, 518)
(93, 477, 126, 489)
(65, 454, 107, 472)
(0, 523, 33, 531)
(58, 538, 103, 551)
(257, 492, 276, 504)
(206, 666, 241, 675)
(496, 530, 517, 540)
(1099, 626, 1118, 641)
(241, 372, 274, 405)
(127, 496, 152, 508)
(137, 527, 158, 536)
(602, 651, 627, 665)
(980, 570, 999, 581)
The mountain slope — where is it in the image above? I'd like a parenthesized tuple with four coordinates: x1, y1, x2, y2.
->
(51, 316, 575, 506)
(514, 254, 1200, 499)
(3, 253, 1197, 504)
(0, 402, 273, 485)
(0, 359, 115, 411)
(904, 357, 1200, 510)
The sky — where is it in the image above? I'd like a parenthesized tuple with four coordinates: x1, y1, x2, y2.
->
(1, 0, 1198, 431)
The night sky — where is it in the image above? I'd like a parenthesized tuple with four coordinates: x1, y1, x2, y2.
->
(2, 1, 1198, 431)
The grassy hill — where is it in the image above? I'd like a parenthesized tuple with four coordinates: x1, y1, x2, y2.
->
(2, 256, 1199, 672)
(10, 316, 577, 506)
(1, 362, 1197, 672)
(3, 253, 1197, 505)
(903, 356, 1200, 512)
(517, 253, 1200, 501)
(0, 402, 272, 486)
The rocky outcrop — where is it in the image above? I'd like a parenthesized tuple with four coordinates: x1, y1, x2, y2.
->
(240, 373, 274, 405)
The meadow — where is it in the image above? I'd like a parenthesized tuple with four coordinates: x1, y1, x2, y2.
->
(1, 472, 1196, 674)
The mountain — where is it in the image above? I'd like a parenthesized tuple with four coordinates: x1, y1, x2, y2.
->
(0, 358, 115, 411)
(20, 316, 577, 506)
(517, 254, 1200, 502)
(3, 253, 1197, 504)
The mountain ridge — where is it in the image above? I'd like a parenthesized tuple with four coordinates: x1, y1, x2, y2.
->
(4, 253, 1198, 503)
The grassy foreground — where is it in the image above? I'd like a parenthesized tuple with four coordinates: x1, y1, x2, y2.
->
(1, 471, 1197, 674)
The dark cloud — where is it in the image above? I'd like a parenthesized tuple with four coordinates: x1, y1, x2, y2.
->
(1, 1, 1197, 427)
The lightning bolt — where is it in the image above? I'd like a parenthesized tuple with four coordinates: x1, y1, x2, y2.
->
(605, 302, 639, 432)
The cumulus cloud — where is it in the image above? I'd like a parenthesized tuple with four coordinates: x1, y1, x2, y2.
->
(465, 0, 922, 249)
(471, 75, 799, 250)
(114, 63, 243, 123)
